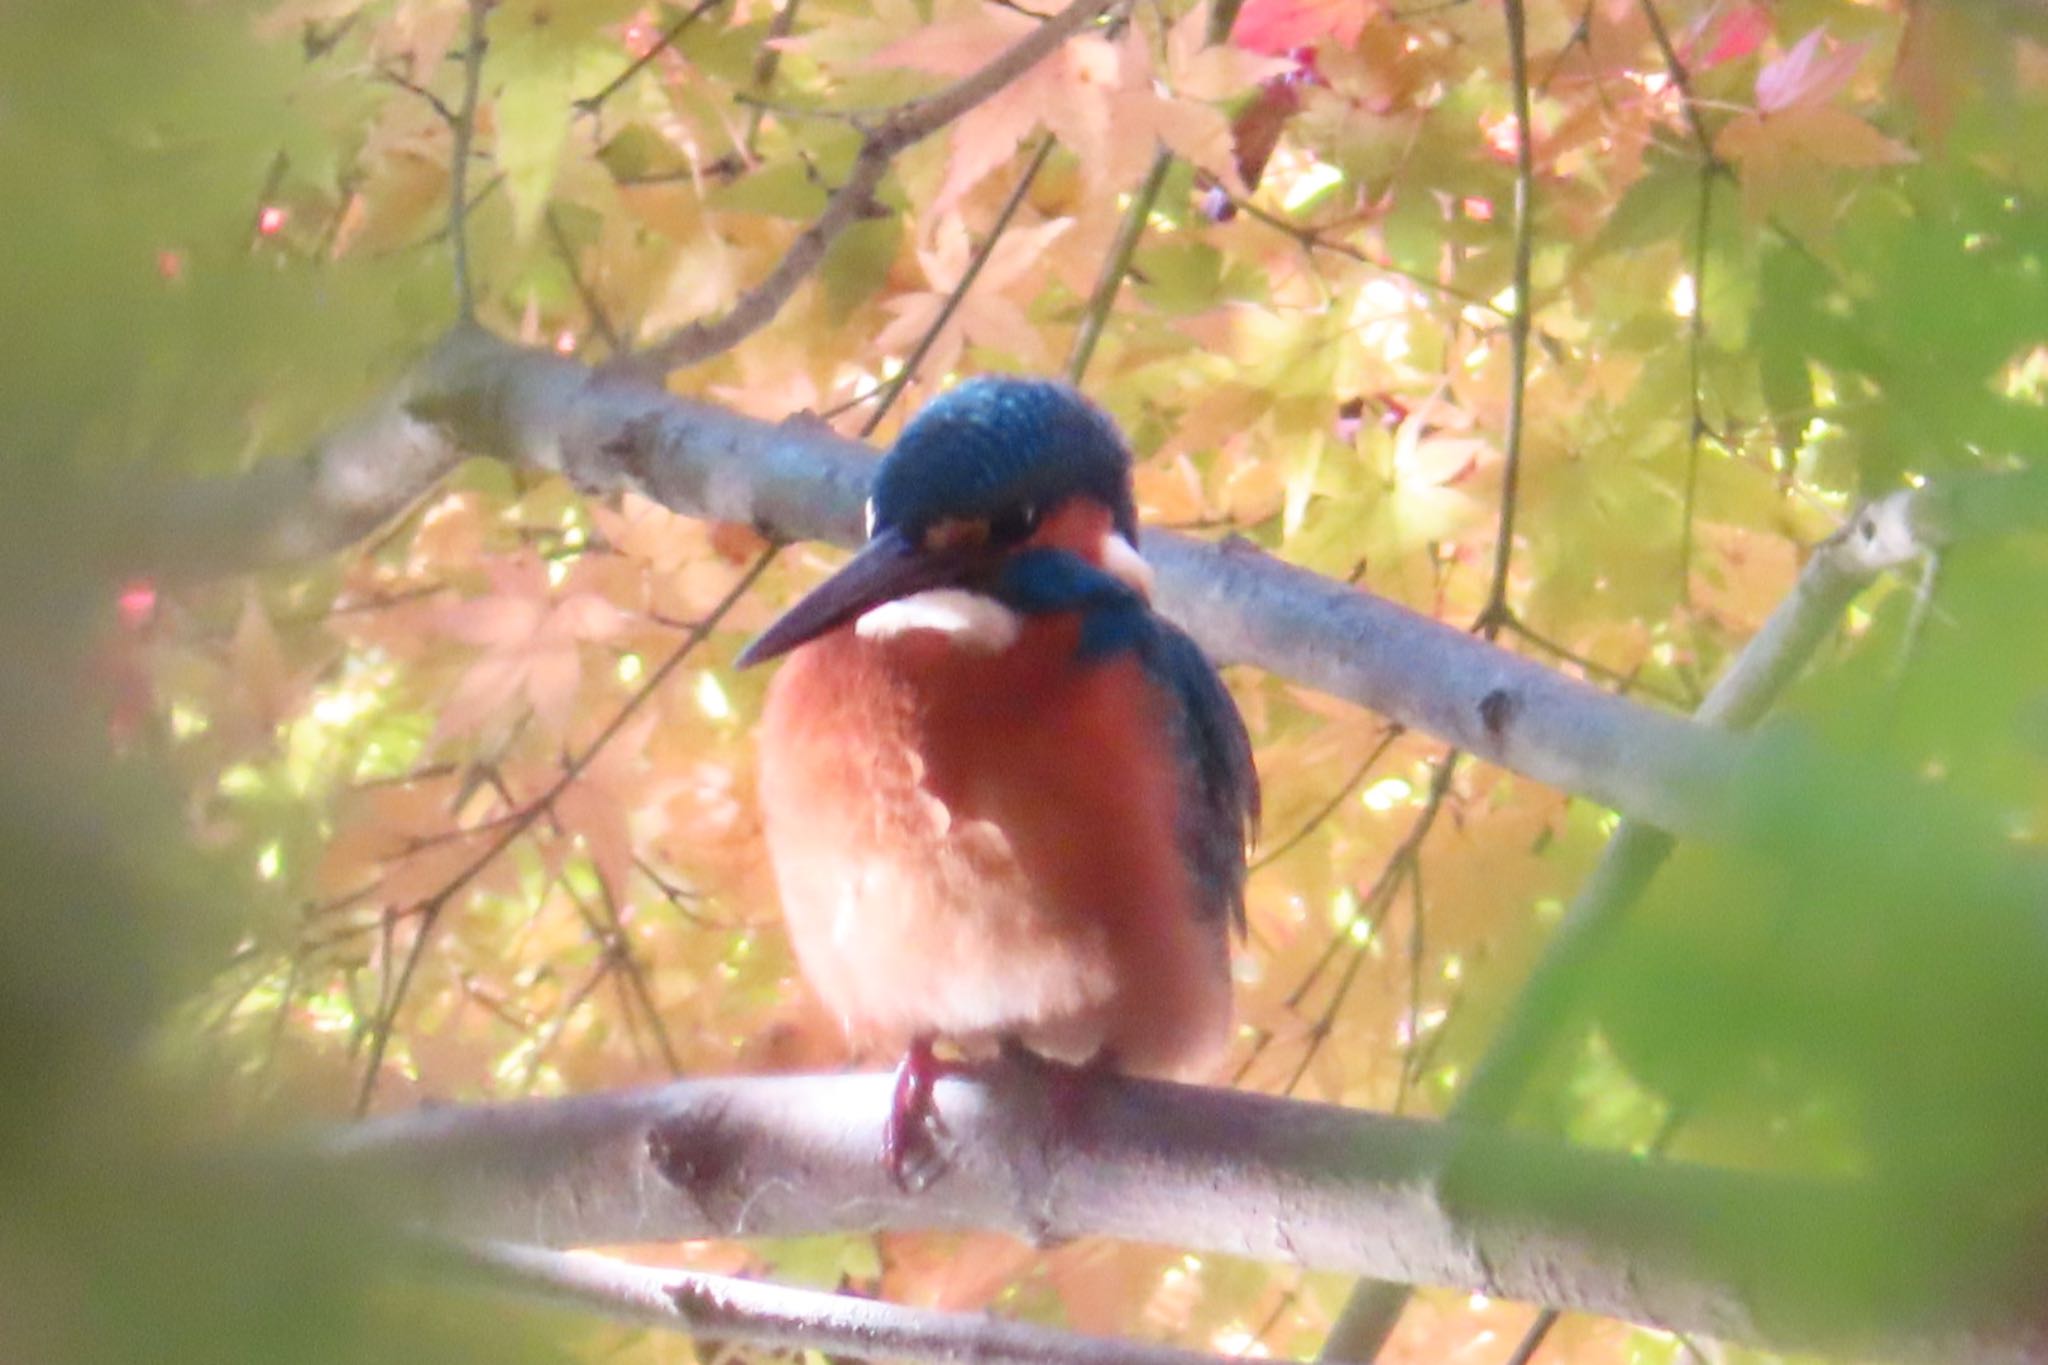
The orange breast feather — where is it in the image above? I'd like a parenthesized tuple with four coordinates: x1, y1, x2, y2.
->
(757, 613, 1232, 1078)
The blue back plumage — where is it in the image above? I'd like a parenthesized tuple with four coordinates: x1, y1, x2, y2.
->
(874, 377, 1140, 545)
(995, 549, 1259, 934)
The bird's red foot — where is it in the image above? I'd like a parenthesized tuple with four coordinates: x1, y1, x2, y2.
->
(884, 1037, 960, 1189)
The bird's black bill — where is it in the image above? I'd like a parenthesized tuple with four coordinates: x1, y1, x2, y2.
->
(735, 528, 977, 667)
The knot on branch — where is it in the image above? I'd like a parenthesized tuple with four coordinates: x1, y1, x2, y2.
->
(1478, 687, 1520, 742)
(647, 1102, 749, 1225)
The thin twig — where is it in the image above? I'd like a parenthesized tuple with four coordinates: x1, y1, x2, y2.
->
(592, 867, 685, 1074)
(1639, 0, 1719, 604)
(742, 0, 804, 158)
(638, 0, 1115, 374)
(518, 952, 615, 1094)
(1397, 843, 1428, 1110)
(1239, 750, 1459, 1091)
(378, 63, 460, 126)
(576, 0, 728, 116)
(1215, 186, 1505, 314)
(1066, 146, 1173, 384)
(351, 546, 780, 1115)
(1637, 0, 1715, 160)
(1503, 614, 1689, 707)
(1251, 725, 1404, 871)
(1476, 0, 1535, 638)
(1892, 550, 1945, 685)
(854, 134, 1057, 438)
(544, 206, 625, 353)
(1503, 1309, 1559, 1365)
(449, 0, 491, 320)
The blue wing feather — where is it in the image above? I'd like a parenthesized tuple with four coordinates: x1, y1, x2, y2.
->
(995, 550, 1259, 935)
(1137, 621, 1259, 936)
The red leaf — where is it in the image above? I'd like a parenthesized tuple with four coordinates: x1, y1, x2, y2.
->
(1704, 3, 1769, 68)
(116, 578, 158, 631)
(1232, 0, 1377, 56)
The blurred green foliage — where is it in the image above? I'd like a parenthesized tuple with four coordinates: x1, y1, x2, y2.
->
(0, 5, 531, 1361)
(6, 0, 2048, 1360)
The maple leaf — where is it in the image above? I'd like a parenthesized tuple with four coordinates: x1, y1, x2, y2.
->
(871, 2, 1247, 213)
(1105, 22, 1249, 197)
(316, 780, 519, 911)
(229, 591, 304, 732)
(1165, 5, 1295, 102)
(1714, 26, 1913, 221)
(1700, 3, 1770, 69)
(1755, 28, 1868, 114)
(439, 554, 629, 738)
(1715, 105, 1915, 220)
(874, 216, 1072, 371)
(869, 3, 1054, 214)
(551, 712, 683, 898)
(589, 492, 701, 577)
(1231, 0, 1380, 56)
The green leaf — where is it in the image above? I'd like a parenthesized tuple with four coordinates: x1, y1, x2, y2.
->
(708, 157, 832, 218)
(820, 215, 901, 320)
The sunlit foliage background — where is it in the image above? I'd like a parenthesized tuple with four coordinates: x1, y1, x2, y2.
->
(5, 0, 2047, 1361)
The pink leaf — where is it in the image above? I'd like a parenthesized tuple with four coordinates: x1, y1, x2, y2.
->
(1704, 4, 1769, 68)
(1756, 28, 1868, 114)
(1231, 0, 1377, 56)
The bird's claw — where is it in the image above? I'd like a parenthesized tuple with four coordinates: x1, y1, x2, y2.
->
(884, 1038, 955, 1190)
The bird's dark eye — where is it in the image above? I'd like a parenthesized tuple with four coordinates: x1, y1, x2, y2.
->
(989, 503, 1040, 544)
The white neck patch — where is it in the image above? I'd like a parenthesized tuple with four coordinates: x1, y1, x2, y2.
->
(1100, 532, 1154, 599)
(856, 588, 1023, 653)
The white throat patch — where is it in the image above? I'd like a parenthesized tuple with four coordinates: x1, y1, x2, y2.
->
(1100, 532, 1154, 599)
(855, 589, 1023, 653)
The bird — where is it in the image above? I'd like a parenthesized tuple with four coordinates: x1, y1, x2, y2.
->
(737, 376, 1258, 1178)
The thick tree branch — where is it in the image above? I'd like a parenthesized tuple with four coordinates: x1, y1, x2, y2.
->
(635, 0, 1114, 374)
(140, 358, 468, 580)
(141, 330, 2048, 840)
(329, 1067, 2046, 1364)
(456, 1240, 1245, 1365)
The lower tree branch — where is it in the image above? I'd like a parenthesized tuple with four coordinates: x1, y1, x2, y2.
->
(328, 1066, 2046, 1364)
(455, 1239, 1245, 1365)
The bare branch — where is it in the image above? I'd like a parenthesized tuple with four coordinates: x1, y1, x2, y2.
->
(637, 0, 1115, 374)
(1067, 146, 1172, 384)
(147, 330, 2048, 843)
(455, 1241, 1245, 1365)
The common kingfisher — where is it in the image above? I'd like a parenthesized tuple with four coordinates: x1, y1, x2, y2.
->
(738, 377, 1258, 1177)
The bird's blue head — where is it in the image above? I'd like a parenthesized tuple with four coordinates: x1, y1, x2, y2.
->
(738, 377, 1143, 666)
